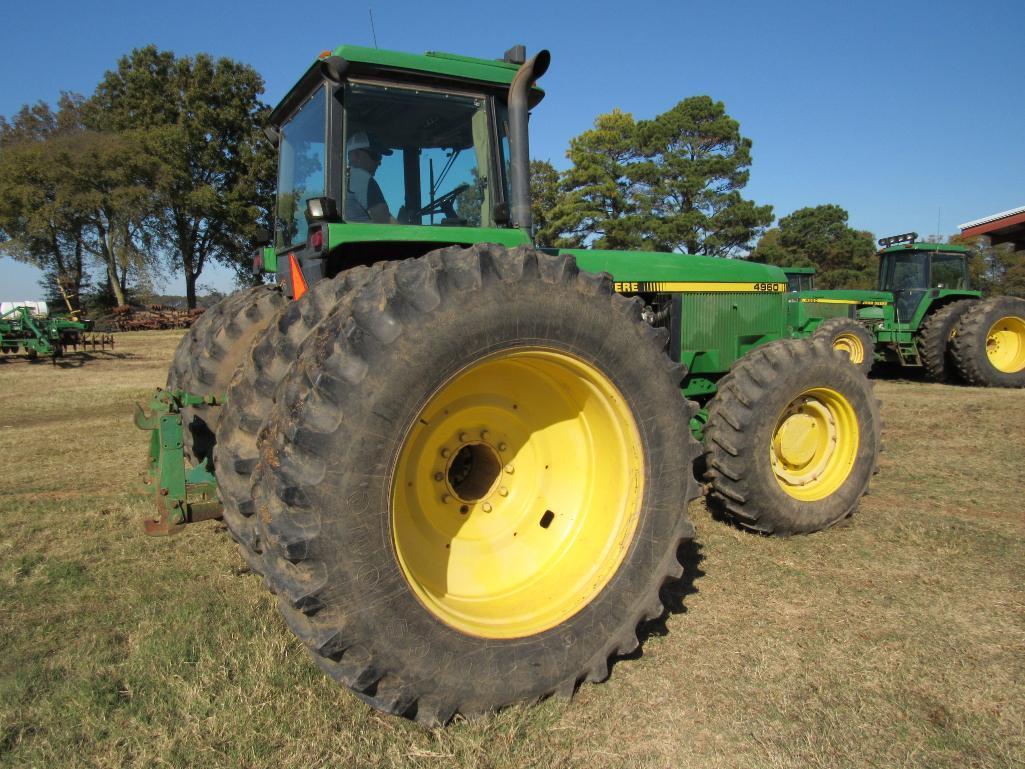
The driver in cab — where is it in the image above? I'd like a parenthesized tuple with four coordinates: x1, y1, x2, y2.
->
(346, 131, 395, 224)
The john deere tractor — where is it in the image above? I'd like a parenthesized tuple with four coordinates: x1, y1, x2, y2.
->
(138, 44, 882, 724)
(790, 233, 1025, 385)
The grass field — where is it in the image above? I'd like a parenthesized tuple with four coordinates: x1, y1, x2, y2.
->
(1, 331, 1023, 769)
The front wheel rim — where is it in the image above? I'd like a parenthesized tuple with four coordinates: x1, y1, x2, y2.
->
(986, 316, 1025, 373)
(770, 387, 859, 502)
(391, 347, 644, 639)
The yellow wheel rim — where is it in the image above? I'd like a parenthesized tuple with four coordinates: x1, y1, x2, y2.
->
(391, 348, 643, 639)
(985, 316, 1025, 373)
(770, 387, 859, 502)
(831, 333, 864, 365)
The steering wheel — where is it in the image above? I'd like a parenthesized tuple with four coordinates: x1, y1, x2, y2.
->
(414, 184, 471, 220)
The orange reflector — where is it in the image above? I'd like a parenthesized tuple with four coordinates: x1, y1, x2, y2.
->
(288, 253, 307, 300)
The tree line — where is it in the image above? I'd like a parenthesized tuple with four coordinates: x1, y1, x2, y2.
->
(2, 46, 1021, 308)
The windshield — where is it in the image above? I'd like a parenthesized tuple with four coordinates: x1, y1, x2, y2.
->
(275, 87, 327, 248)
(881, 252, 929, 292)
(931, 253, 968, 289)
(343, 82, 509, 227)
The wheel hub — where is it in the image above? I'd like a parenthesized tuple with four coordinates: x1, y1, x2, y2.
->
(986, 316, 1025, 373)
(770, 388, 858, 501)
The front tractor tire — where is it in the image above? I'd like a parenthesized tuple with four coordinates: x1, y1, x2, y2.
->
(251, 245, 702, 724)
(950, 296, 1025, 388)
(704, 337, 881, 535)
(917, 299, 977, 383)
(812, 317, 876, 377)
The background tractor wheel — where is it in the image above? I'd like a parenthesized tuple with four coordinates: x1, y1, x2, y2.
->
(165, 286, 286, 467)
(812, 318, 875, 376)
(950, 296, 1025, 388)
(214, 266, 382, 570)
(917, 299, 977, 383)
(250, 245, 701, 724)
(704, 337, 881, 535)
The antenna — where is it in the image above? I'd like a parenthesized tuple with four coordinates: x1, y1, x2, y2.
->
(368, 8, 379, 48)
(936, 206, 942, 242)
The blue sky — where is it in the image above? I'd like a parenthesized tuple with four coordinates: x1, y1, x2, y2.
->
(2, 0, 1022, 299)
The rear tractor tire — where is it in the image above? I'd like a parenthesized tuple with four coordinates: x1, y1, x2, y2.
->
(917, 299, 977, 383)
(950, 296, 1025, 388)
(251, 245, 702, 724)
(812, 317, 875, 377)
(165, 286, 286, 467)
(704, 337, 881, 535)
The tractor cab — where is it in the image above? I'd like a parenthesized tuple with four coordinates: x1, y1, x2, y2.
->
(265, 45, 546, 295)
(876, 232, 971, 322)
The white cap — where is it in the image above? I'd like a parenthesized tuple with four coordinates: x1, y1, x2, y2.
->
(346, 131, 392, 156)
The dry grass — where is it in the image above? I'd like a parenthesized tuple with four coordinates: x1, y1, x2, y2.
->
(1, 335, 1023, 768)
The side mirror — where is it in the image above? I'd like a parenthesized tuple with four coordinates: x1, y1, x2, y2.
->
(305, 197, 340, 224)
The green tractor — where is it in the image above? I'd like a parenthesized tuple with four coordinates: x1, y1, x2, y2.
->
(138, 44, 882, 724)
(790, 233, 1025, 385)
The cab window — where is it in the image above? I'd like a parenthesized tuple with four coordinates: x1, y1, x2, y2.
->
(342, 82, 507, 227)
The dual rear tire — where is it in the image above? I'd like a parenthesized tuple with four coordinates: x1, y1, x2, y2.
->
(209, 246, 702, 723)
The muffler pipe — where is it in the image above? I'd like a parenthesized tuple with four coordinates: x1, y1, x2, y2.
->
(508, 49, 550, 238)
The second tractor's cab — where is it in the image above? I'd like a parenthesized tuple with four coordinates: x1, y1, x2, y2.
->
(782, 266, 816, 292)
(876, 232, 973, 323)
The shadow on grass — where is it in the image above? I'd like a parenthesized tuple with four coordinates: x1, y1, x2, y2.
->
(51, 351, 136, 368)
(610, 539, 706, 673)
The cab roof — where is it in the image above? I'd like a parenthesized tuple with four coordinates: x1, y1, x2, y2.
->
(269, 44, 544, 127)
(878, 242, 969, 255)
(327, 44, 524, 87)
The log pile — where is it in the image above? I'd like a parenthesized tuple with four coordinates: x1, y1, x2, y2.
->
(104, 304, 205, 332)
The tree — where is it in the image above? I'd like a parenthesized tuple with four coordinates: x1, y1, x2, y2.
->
(88, 46, 274, 307)
(0, 96, 90, 305)
(557, 109, 645, 250)
(0, 95, 157, 308)
(529, 159, 582, 248)
(632, 96, 773, 255)
(553, 99, 772, 255)
(750, 205, 877, 289)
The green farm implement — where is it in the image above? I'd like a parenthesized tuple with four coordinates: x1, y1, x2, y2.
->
(789, 232, 1025, 385)
(0, 304, 113, 361)
(136, 44, 882, 724)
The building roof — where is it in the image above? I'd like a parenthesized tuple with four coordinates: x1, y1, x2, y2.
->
(959, 205, 1025, 250)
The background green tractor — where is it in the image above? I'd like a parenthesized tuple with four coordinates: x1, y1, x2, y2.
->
(139, 44, 882, 724)
(789, 232, 1025, 385)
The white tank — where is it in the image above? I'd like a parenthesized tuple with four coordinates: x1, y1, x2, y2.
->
(1, 301, 49, 318)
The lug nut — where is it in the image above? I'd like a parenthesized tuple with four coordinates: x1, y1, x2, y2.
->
(480, 430, 490, 441)
(442, 494, 451, 504)
(434, 472, 444, 482)
(482, 502, 493, 513)
(504, 464, 514, 474)
(459, 432, 469, 442)
(498, 486, 508, 497)
(440, 448, 450, 458)
(498, 442, 508, 452)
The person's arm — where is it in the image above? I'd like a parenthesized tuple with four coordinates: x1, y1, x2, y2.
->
(366, 179, 395, 224)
